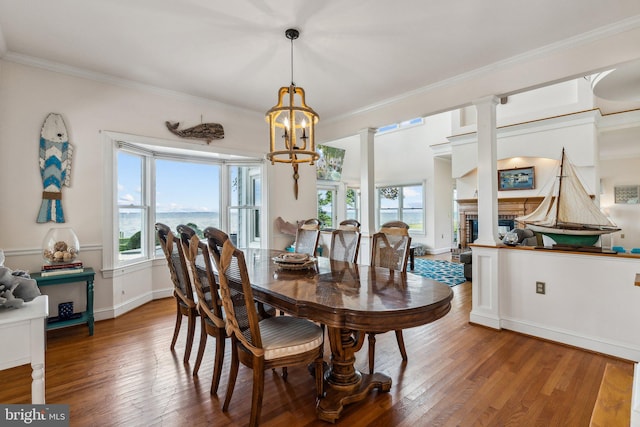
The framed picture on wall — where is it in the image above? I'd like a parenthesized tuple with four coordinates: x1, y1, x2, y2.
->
(498, 166, 535, 191)
(316, 145, 346, 181)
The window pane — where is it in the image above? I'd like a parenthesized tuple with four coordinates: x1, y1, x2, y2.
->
(119, 207, 145, 261)
(403, 185, 423, 231)
(346, 188, 358, 221)
(318, 189, 334, 228)
(118, 152, 146, 262)
(155, 160, 220, 234)
(118, 152, 142, 206)
(229, 208, 260, 247)
(229, 165, 261, 248)
(230, 165, 261, 206)
(379, 187, 400, 224)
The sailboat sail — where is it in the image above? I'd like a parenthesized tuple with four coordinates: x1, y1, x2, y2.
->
(516, 149, 618, 236)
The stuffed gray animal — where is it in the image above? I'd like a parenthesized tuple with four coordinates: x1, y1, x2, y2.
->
(0, 266, 41, 309)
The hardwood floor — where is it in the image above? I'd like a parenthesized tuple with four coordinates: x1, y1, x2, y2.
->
(1, 278, 633, 426)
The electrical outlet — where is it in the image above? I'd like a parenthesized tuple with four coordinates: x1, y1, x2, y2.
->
(536, 281, 546, 294)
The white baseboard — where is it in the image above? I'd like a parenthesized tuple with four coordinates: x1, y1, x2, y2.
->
(469, 310, 501, 329)
(93, 288, 173, 321)
(500, 317, 640, 362)
(94, 292, 153, 321)
(153, 288, 173, 300)
(427, 246, 453, 255)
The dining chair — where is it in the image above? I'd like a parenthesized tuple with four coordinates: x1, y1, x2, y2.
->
(155, 223, 198, 364)
(367, 220, 412, 374)
(177, 224, 227, 395)
(294, 218, 321, 257)
(329, 219, 361, 263)
(206, 227, 324, 427)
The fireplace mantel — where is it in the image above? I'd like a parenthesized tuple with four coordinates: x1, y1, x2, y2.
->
(457, 197, 544, 248)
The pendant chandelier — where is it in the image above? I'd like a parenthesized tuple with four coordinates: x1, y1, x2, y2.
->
(265, 28, 319, 199)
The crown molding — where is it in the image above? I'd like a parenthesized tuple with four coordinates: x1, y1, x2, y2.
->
(598, 109, 640, 132)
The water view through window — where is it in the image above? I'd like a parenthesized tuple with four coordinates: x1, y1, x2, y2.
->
(155, 159, 220, 239)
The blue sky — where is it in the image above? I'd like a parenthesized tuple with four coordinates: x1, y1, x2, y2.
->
(118, 153, 220, 212)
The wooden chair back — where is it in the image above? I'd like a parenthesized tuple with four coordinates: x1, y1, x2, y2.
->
(177, 224, 224, 327)
(156, 222, 195, 305)
(330, 219, 361, 263)
(371, 221, 412, 272)
(205, 227, 263, 354)
(295, 218, 321, 257)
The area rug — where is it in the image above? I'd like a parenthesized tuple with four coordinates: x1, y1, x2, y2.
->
(412, 259, 466, 287)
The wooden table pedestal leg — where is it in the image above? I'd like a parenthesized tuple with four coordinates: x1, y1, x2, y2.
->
(316, 327, 391, 422)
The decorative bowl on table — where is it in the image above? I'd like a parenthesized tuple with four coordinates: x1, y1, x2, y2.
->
(272, 253, 317, 270)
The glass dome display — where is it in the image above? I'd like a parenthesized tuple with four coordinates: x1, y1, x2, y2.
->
(42, 227, 80, 263)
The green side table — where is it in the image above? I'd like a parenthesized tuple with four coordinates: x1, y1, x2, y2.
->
(31, 267, 95, 336)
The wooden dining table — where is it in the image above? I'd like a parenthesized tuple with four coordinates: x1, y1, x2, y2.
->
(239, 248, 454, 422)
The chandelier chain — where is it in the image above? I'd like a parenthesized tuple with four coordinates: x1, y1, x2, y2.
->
(290, 34, 295, 86)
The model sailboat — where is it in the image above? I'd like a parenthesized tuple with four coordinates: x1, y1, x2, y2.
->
(516, 148, 619, 246)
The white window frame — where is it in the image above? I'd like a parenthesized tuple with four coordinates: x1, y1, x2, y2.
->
(317, 185, 338, 229)
(226, 163, 263, 248)
(102, 131, 265, 274)
(377, 182, 425, 232)
(116, 148, 151, 265)
(345, 187, 360, 223)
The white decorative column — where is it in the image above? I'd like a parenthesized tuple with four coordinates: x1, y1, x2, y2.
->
(470, 96, 502, 329)
(359, 128, 376, 264)
(474, 95, 500, 246)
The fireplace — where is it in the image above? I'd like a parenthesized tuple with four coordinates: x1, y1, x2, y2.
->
(456, 197, 543, 248)
(466, 216, 516, 244)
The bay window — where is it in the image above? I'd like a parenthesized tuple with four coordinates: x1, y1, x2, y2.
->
(106, 133, 262, 270)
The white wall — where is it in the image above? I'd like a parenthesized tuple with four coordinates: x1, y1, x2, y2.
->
(496, 247, 640, 361)
(0, 60, 266, 251)
(601, 156, 640, 250)
(452, 79, 594, 134)
(268, 162, 318, 251)
(452, 109, 600, 173)
(0, 59, 317, 318)
(432, 158, 454, 253)
(323, 113, 455, 253)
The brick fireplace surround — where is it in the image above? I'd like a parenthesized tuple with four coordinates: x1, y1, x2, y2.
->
(457, 197, 543, 248)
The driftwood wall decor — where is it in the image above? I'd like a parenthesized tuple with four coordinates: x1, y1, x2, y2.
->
(165, 121, 224, 144)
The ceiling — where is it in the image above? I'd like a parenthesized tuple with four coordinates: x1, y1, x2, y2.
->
(1, 0, 640, 125)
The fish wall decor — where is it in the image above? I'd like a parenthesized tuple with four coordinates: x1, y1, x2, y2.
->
(37, 113, 73, 223)
(165, 121, 224, 144)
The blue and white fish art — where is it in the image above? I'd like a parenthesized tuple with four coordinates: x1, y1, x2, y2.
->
(37, 113, 73, 223)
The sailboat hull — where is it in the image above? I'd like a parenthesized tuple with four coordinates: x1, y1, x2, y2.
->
(527, 224, 618, 246)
